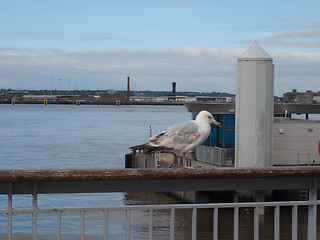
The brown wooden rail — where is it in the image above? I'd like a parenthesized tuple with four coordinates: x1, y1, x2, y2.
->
(1, 166, 320, 182)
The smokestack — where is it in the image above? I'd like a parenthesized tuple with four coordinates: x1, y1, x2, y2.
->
(172, 82, 176, 96)
(127, 76, 130, 102)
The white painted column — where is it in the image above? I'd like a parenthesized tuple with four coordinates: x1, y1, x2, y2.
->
(235, 42, 274, 167)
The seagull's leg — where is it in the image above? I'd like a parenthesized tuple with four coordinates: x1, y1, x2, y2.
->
(183, 153, 195, 169)
(173, 153, 178, 165)
(179, 154, 184, 167)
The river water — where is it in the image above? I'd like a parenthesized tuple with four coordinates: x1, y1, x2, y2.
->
(0, 104, 314, 239)
(0, 104, 192, 239)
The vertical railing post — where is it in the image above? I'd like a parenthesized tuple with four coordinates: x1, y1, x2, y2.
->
(32, 182, 37, 240)
(57, 210, 61, 240)
(126, 209, 130, 240)
(170, 208, 175, 240)
(80, 211, 85, 240)
(213, 208, 218, 240)
(291, 205, 298, 240)
(233, 207, 239, 240)
(274, 205, 280, 240)
(307, 177, 317, 240)
(104, 210, 108, 240)
(7, 182, 12, 240)
(191, 207, 197, 240)
(254, 206, 259, 240)
(148, 208, 153, 240)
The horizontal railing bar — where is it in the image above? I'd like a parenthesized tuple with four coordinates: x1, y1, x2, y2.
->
(1, 178, 314, 194)
(0, 200, 315, 215)
(1, 166, 320, 182)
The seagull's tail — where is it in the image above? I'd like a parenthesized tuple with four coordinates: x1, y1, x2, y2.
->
(130, 143, 171, 152)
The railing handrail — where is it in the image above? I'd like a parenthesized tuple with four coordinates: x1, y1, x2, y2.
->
(1, 166, 320, 182)
(1, 168, 319, 239)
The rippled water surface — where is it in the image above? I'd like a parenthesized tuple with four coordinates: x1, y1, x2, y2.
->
(0, 104, 192, 239)
(0, 104, 190, 170)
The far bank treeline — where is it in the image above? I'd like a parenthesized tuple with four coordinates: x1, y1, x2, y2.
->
(0, 88, 235, 98)
(0, 89, 285, 104)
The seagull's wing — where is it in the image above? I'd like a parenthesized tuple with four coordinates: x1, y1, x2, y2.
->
(149, 120, 201, 152)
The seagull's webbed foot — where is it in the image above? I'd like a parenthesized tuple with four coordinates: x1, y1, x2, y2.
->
(182, 153, 195, 169)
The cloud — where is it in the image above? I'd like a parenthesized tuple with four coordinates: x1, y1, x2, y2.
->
(271, 50, 320, 94)
(0, 47, 319, 96)
(82, 36, 141, 45)
(297, 0, 320, 8)
(222, 20, 320, 49)
(302, 21, 320, 30)
(0, 47, 34, 52)
(234, 30, 320, 49)
(215, 25, 274, 32)
(232, 20, 320, 49)
(258, 30, 320, 48)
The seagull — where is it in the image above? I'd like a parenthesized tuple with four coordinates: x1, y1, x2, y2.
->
(130, 110, 221, 163)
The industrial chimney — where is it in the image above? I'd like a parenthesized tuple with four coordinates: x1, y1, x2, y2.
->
(235, 42, 274, 167)
(172, 82, 176, 96)
(127, 76, 130, 102)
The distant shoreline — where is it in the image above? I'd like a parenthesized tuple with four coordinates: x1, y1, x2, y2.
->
(0, 100, 184, 106)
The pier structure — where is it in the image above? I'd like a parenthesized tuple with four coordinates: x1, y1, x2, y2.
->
(185, 102, 320, 167)
(184, 43, 320, 168)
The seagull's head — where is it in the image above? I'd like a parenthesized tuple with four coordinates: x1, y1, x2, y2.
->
(196, 110, 221, 127)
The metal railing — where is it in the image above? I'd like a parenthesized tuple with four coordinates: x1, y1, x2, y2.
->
(1, 167, 320, 240)
(195, 145, 235, 166)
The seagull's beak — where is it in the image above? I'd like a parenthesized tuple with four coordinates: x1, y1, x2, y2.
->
(213, 120, 221, 127)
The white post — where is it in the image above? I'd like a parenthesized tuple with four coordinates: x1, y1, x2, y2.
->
(307, 178, 317, 240)
(235, 42, 274, 167)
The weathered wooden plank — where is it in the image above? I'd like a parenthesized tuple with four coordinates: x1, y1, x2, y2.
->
(0, 166, 320, 182)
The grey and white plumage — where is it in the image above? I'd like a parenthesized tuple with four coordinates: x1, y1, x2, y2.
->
(130, 110, 221, 155)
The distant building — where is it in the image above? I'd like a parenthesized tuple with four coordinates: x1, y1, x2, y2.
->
(155, 95, 185, 102)
(283, 89, 320, 103)
(195, 96, 235, 103)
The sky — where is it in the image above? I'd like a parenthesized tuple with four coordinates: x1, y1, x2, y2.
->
(1, 0, 320, 96)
